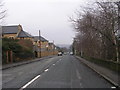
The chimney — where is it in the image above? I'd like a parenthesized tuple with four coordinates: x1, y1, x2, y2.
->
(16, 24, 22, 38)
(18, 24, 22, 31)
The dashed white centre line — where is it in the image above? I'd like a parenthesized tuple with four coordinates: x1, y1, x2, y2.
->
(76, 70, 81, 80)
(80, 83, 83, 88)
(111, 86, 116, 88)
(44, 69, 49, 72)
(20, 75, 41, 90)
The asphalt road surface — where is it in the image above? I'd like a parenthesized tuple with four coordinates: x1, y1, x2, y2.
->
(2, 55, 114, 89)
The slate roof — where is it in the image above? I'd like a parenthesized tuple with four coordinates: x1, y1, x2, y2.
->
(17, 30, 33, 38)
(34, 36, 48, 42)
(2, 26, 18, 34)
(2, 25, 33, 38)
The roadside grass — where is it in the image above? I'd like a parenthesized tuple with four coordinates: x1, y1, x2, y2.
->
(82, 56, 120, 73)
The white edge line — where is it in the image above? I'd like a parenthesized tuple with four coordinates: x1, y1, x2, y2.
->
(20, 75, 41, 89)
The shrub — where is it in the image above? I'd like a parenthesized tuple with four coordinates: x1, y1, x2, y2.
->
(2, 38, 34, 64)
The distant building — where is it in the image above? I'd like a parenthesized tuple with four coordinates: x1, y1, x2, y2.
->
(2, 24, 58, 58)
(48, 42, 58, 55)
(33, 36, 49, 57)
(48, 43, 54, 51)
(33, 37, 58, 58)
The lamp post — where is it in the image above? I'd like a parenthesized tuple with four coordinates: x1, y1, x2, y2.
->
(73, 38, 77, 55)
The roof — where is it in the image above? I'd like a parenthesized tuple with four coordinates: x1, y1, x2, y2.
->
(2, 26, 18, 34)
(2, 25, 33, 38)
(17, 30, 33, 38)
(34, 36, 48, 42)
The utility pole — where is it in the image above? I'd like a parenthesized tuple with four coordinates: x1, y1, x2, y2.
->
(53, 40, 54, 55)
(39, 30, 41, 58)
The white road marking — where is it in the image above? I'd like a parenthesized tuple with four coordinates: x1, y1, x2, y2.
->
(76, 70, 81, 80)
(111, 86, 116, 88)
(53, 64, 55, 65)
(80, 83, 81, 86)
(80, 83, 83, 88)
(56, 59, 61, 63)
(44, 69, 49, 72)
(20, 75, 41, 89)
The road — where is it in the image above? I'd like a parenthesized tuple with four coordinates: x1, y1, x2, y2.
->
(2, 55, 114, 89)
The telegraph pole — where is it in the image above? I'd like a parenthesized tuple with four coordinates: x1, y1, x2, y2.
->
(39, 30, 41, 58)
(53, 40, 54, 55)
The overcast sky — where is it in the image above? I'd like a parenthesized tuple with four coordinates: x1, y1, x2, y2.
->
(3, 0, 91, 45)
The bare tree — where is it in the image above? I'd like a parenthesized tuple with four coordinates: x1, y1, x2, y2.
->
(0, 1, 6, 24)
(71, 1, 119, 62)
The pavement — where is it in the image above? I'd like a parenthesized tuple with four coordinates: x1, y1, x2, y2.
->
(2, 55, 114, 88)
(2, 55, 55, 70)
(75, 56, 120, 88)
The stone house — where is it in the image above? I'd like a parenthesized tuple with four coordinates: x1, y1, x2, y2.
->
(2, 24, 33, 39)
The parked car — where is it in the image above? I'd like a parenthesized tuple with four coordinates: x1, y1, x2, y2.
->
(58, 52, 62, 56)
(70, 52, 73, 55)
